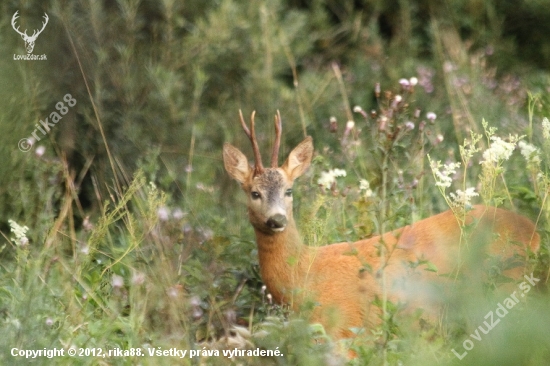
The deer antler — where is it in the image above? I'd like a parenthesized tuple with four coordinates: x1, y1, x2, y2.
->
(271, 110, 282, 167)
(31, 13, 49, 39)
(239, 110, 264, 176)
(11, 11, 48, 39)
(11, 11, 26, 37)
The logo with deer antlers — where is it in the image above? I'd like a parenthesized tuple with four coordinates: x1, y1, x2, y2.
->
(11, 11, 49, 54)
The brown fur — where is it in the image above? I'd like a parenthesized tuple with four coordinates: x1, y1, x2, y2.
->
(223, 135, 540, 339)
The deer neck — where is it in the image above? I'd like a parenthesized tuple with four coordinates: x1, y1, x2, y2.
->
(253, 219, 309, 304)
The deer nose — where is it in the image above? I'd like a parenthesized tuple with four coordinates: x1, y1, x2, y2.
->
(267, 214, 287, 230)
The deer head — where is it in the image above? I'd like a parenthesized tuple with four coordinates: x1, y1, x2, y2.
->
(223, 111, 313, 234)
(11, 11, 49, 54)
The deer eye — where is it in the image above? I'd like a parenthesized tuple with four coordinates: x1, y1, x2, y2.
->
(285, 189, 292, 197)
(251, 191, 261, 200)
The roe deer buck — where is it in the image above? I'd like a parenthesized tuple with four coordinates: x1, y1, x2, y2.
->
(223, 111, 540, 339)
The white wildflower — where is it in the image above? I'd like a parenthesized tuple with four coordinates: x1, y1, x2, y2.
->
(7, 318, 21, 329)
(399, 78, 410, 87)
(131, 271, 146, 286)
(543, 117, 550, 140)
(35, 145, 46, 157)
(518, 141, 541, 165)
(157, 206, 170, 221)
(481, 136, 516, 164)
(427, 112, 437, 121)
(172, 208, 185, 220)
(317, 169, 347, 190)
(430, 160, 460, 188)
(359, 179, 374, 197)
(167, 286, 182, 298)
(391, 95, 403, 109)
(8, 219, 29, 247)
(82, 216, 94, 231)
(333, 169, 346, 177)
(317, 172, 333, 190)
(448, 187, 479, 209)
(409, 77, 418, 86)
(111, 274, 124, 289)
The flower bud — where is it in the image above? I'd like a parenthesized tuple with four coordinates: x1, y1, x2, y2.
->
(399, 78, 410, 87)
(329, 116, 338, 133)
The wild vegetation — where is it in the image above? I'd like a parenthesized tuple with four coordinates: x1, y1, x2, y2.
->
(0, 0, 550, 365)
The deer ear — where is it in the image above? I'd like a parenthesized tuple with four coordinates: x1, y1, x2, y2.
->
(223, 143, 252, 184)
(282, 137, 313, 180)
